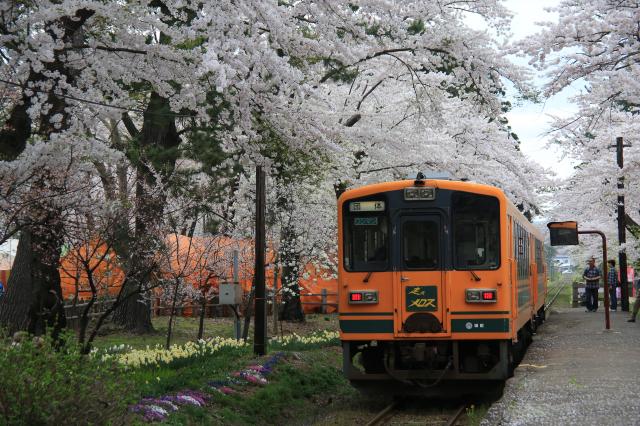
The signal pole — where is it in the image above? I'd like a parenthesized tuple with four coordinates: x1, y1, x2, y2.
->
(614, 137, 631, 311)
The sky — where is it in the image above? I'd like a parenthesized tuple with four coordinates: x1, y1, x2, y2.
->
(499, 0, 580, 179)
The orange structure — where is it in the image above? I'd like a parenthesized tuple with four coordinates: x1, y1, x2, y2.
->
(58, 235, 337, 314)
(59, 242, 123, 301)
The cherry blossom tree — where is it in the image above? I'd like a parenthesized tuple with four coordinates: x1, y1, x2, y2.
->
(0, 0, 546, 337)
(520, 0, 640, 259)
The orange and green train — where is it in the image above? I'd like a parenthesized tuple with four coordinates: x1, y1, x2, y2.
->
(337, 174, 546, 388)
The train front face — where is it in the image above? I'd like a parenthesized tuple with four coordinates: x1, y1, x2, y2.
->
(338, 179, 512, 385)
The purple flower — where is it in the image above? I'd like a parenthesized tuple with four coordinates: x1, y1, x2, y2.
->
(182, 389, 209, 402)
(130, 403, 170, 422)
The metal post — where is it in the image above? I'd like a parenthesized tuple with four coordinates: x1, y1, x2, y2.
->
(321, 288, 327, 314)
(272, 291, 278, 334)
(232, 249, 241, 340)
(578, 230, 610, 329)
(253, 166, 267, 355)
(616, 136, 630, 311)
(272, 263, 279, 335)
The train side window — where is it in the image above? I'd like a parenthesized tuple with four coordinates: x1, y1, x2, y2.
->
(402, 220, 439, 269)
(344, 214, 389, 271)
(453, 192, 500, 270)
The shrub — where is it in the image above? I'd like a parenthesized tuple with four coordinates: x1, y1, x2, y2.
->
(0, 333, 134, 425)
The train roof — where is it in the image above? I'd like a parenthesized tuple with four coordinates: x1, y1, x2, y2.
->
(339, 179, 543, 240)
(339, 179, 507, 202)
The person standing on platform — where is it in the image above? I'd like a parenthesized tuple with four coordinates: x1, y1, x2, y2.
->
(628, 276, 640, 322)
(583, 257, 601, 312)
(608, 259, 618, 311)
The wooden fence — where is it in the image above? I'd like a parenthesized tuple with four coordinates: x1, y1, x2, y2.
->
(299, 289, 338, 314)
(64, 298, 115, 330)
(63, 289, 338, 329)
(571, 281, 634, 307)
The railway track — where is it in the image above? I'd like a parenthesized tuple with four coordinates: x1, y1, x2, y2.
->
(365, 400, 468, 426)
(545, 278, 569, 310)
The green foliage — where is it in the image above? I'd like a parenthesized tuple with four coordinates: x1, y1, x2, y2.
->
(408, 19, 425, 35)
(0, 333, 135, 425)
(127, 346, 251, 396)
(92, 316, 237, 350)
(365, 23, 381, 36)
(321, 58, 360, 83)
(175, 36, 207, 50)
(203, 351, 349, 425)
(466, 404, 489, 426)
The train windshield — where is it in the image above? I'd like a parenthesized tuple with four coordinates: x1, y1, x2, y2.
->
(452, 192, 500, 270)
(402, 218, 439, 269)
(343, 213, 389, 271)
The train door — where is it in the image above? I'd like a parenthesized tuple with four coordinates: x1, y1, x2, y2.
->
(393, 214, 448, 336)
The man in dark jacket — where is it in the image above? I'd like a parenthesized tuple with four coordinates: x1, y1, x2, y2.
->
(628, 276, 640, 322)
(583, 257, 601, 312)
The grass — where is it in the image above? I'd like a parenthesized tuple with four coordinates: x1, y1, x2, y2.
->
(92, 316, 236, 350)
(86, 313, 349, 424)
(121, 337, 350, 425)
(466, 404, 490, 426)
(546, 277, 575, 308)
(174, 348, 352, 426)
(92, 314, 339, 350)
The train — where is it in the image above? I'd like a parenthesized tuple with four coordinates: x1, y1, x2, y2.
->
(337, 173, 546, 392)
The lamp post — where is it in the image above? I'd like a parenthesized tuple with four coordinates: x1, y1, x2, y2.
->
(578, 230, 610, 330)
(548, 222, 610, 329)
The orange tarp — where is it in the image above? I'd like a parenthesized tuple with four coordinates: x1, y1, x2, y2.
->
(58, 236, 337, 313)
(59, 242, 123, 301)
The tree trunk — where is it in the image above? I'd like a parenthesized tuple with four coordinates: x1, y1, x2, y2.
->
(279, 224, 304, 322)
(0, 9, 93, 338)
(112, 284, 153, 334)
(0, 228, 66, 338)
(165, 279, 181, 349)
(0, 232, 34, 333)
(197, 291, 208, 340)
(113, 92, 180, 333)
(242, 287, 255, 341)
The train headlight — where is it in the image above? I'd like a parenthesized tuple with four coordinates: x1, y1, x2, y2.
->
(349, 290, 378, 304)
(466, 289, 497, 303)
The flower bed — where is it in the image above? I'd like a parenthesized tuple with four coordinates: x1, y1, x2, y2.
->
(98, 337, 247, 369)
(131, 352, 286, 422)
(270, 330, 339, 348)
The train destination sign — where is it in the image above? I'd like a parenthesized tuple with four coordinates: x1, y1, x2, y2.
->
(349, 200, 385, 212)
(547, 221, 579, 246)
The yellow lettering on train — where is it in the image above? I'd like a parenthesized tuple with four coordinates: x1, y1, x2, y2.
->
(408, 298, 436, 308)
(408, 287, 425, 296)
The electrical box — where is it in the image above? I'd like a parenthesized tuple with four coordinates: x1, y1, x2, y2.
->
(219, 283, 243, 305)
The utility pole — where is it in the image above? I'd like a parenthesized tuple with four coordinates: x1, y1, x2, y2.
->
(253, 166, 267, 355)
(614, 136, 631, 311)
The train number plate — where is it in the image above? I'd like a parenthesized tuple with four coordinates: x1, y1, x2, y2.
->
(405, 286, 438, 312)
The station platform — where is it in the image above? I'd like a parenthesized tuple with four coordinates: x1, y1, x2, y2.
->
(483, 306, 640, 425)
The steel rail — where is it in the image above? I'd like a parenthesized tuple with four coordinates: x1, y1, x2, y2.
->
(365, 401, 397, 426)
(446, 405, 467, 426)
(545, 279, 569, 311)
